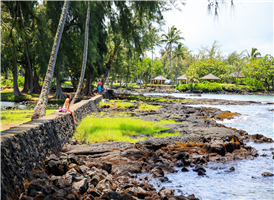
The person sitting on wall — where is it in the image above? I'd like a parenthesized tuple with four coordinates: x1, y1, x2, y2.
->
(58, 93, 77, 125)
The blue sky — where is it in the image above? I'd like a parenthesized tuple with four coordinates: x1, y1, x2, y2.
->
(152, 0, 273, 59)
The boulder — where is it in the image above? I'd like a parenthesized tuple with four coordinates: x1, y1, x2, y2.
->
(193, 165, 206, 172)
(151, 167, 165, 178)
(262, 172, 274, 177)
(72, 178, 88, 194)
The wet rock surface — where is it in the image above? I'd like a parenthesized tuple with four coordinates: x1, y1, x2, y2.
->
(18, 98, 274, 200)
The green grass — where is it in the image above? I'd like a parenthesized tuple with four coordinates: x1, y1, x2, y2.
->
(220, 83, 259, 92)
(116, 94, 198, 104)
(1, 89, 33, 102)
(1, 88, 67, 105)
(72, 116, 179, 144)
(62, 81, 73, 87)
(99, 100, 135, 109)
(1, 108, 57, 131)
(136, 103, 161, 111)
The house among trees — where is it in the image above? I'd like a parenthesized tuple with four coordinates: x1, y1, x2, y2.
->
(152, 75, 167, 84)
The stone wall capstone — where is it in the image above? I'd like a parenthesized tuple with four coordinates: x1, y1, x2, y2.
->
(1, 94, 104, 200)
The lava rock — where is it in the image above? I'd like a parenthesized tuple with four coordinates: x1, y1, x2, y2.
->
(72, 178, 88, 194)
(262, 172, 274, 177)
(181, 167, 189, 172)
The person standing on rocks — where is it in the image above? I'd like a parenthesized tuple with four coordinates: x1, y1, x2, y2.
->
(98, 80, 103, 94)
(58, 93, 77, 125)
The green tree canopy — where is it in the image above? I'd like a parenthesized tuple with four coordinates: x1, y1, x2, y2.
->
(186, 59, 228, 81)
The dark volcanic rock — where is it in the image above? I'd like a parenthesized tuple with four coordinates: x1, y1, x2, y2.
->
(262, 172, 274, 177)
(72, 178, 88, 194)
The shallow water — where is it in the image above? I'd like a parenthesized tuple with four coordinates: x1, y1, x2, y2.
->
(140, 94, 274, 199)
(144, 93, 274, 103)
(146, 142, 274, 200)
(1, 101, 29, 110)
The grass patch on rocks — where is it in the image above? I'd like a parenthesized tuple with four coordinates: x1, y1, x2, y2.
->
(135, 103, 161, 111)
(72, 116, 179, 144)
(99, 100, 135, 109)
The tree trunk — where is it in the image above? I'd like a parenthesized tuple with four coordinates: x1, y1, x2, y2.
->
(264, 78, 270, 90)
(32, 0, 69, 120)
(26, 51, 33, 94)
(22, 64, 31, 93)
(176, 58, 178, 86)
(83, 73, 93, 96)
(111, 80, 114, 88)
(145, 75, 149, 89)
(170, 42, 173, 86)
(71, 2, 90, 105)
(53, 57, 65, 99)
(140, 59, 143, 89)
(151, 49, 153, 85)
(102, 40, 121, 87)
(106, 69, 110, 86)
(12, 43, 21, 98)
(33, 69, 41, 94)
(5, 71, 8, 79)
(136, 59, 138, 82)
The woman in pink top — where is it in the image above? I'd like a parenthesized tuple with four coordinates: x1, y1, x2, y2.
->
(58, 94, 77, 124)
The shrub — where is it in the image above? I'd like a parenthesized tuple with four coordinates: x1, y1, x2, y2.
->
(176, 81, 223, 92)
(17, 76, 24, 87)
(176, 84, 190, 91)
(1, 78, 13, 87)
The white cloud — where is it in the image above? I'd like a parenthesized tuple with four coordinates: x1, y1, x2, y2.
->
(152, 1, 273, 59)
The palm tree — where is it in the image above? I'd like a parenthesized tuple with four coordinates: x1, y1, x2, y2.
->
(172, 43, 186, 86)
(244, 47, 261, 59)
(187, 71, 199, 91)
(233, 60, 245, 86)
(32, 0, 69, 120)
(161, 25, 184, 86)
(71, 1, 91, 105)
(149, 27, 162, 84)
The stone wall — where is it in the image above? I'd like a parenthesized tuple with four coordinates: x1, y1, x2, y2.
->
(1, 94, 104, 200)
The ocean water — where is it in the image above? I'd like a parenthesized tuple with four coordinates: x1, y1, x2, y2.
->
(140, 94, 274, 199)
(144, 93, 274, 104)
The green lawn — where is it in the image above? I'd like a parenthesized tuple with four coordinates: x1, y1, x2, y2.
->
(72, 116, 179, 144)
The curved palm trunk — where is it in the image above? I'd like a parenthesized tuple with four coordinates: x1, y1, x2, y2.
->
(71, 2, 90, 105)
(170, 42, 173, 86)
(32, 0, 69, 120)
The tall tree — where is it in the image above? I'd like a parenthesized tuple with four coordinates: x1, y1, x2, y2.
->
(71, 1, 91, 105)
(32, 0, 69, 120)
(161, 25, 184, 86)
(172, 43, 186, 86)
(244, 47, 261, 59)
(149, 27, 162, 84)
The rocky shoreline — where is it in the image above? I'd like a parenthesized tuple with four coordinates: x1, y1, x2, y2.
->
(18, 99, 274, 200)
